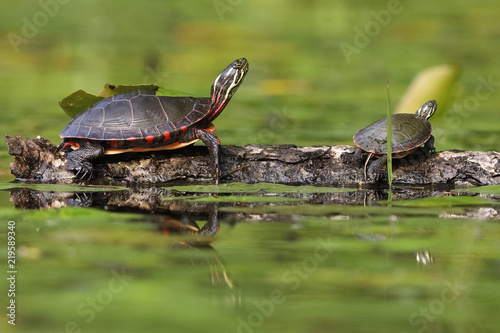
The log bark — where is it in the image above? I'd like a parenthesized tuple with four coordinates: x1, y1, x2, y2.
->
(5, 135, 500, 187)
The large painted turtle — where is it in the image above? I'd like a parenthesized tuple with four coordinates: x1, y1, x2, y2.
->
(59, 58, 249, 183)
(352, 100, 437, 178)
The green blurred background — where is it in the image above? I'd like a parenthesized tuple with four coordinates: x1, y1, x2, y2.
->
(1, 1, 500, 333)
(1, 0, 499, 181)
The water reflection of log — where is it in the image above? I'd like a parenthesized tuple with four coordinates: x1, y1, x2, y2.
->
(9, 186, 500, 221)
(4, 184, 456, 211)
(6, 135, 500, 187)
(8, 186, 241, 310)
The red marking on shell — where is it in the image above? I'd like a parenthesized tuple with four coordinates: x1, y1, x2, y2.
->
(146, 135, 154, 144)
(163, 131, 171, 142)
(126, 137, 136, 142)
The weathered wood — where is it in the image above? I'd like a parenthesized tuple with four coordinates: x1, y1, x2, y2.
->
(5, 135, 500, 187)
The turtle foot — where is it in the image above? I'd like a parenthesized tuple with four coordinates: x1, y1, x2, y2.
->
(365, 156, 387, 183)
(341, 149, 365, 168)
(67, 160, 94, 180)
(61, 142, 104, 181)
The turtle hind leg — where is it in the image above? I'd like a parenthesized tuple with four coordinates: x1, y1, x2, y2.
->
(367, 155, 387, 181)
(64, 144, 105, 179)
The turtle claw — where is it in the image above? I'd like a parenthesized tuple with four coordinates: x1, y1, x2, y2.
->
(62, 143, 103, 182)
(79, 169, 93, 182)
(424, 135, 436, 154)
(74, 166, 93, 181)
(68, 160, 94, 181)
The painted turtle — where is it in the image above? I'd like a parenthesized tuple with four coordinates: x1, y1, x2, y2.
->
(59, 58, 249, 183)
(352, 100, 437, 178)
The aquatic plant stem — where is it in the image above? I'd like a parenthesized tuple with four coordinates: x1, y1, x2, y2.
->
(386, 77, 393, 189)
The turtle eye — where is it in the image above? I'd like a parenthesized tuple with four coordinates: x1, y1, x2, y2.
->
(232, 58, 248, 71)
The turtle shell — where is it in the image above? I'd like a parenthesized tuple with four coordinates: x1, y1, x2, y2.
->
(353, 113, 432, 154)
(60, 91, 211, 150)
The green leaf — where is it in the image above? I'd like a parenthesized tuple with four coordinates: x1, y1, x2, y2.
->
(220, 203, 462, 216)
(390, 195, 495, 208)
(98, 83, 159, 98)
(58, 83, 197, 118)
(157, 86, 194, 97)
(162, 195, 305, 203)
(58, 89, 104, 118)
(455, 185, 500, 194)
(395, 64, 460, 116)
(58, 84, 160, 118)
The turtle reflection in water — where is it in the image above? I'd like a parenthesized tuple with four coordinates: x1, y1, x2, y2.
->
(58, 58, 249, 184)
(351, 100, 437, 180)
(157, 213, 241, 309)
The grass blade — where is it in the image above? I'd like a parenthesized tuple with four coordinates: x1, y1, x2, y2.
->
(386, 77, 393, 189)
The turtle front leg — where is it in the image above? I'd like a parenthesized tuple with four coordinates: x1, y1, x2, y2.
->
(183, 128, 221, 184)
(342, 147, 365, 167)
(424, 135, 435, 153)
(63, 143, 105, 179)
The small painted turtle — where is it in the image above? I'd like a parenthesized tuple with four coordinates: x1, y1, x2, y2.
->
(352, 100, 437, 178)
(59, 58, 249, 183)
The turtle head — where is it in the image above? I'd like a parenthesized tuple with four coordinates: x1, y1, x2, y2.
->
(415, 100, 437, 119)
(208, 58, 249, 121)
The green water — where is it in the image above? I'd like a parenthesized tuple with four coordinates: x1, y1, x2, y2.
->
(2, 186, 500, 333)
(1, 0, 500, 332)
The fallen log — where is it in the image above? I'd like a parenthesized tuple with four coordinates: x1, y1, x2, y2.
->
(5, 135, 500, 187)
